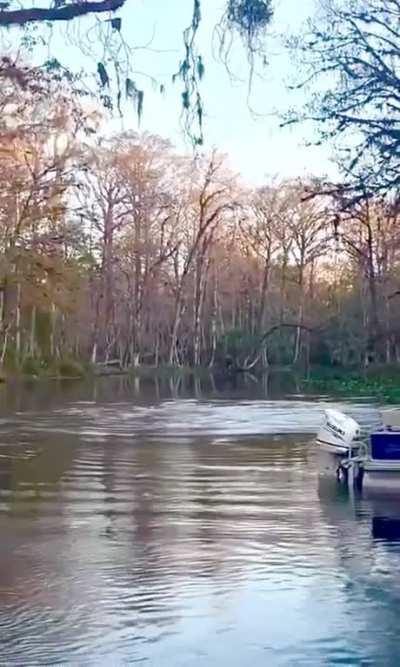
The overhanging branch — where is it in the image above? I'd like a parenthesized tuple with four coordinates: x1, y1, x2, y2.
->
(0, 0, 125, 26)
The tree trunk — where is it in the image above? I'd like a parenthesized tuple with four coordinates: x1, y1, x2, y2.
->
(29, 306, 36, 357)
(367, 266, 380, 362)
(0, 327, 9, 367)
(0, 289, 4, 330)
(384, 294, 392, 363)
(365, 217, 381, 362)
(50, 303, 57, 359)
(208, 269, 218, 368)
(279, 252, 288, 326)
(293, 265, 305, 365)
(193, 256, 209, 367)
(257, 257, 270, 333)
(15, 282, 22, 362)
(169, 293, 183, 366)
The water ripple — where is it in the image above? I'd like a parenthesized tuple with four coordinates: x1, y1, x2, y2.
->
(0, 386, 397, 665)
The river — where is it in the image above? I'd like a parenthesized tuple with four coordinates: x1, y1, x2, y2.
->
(0, 374, 399, 665)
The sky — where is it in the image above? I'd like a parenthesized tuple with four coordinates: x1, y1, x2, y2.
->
(110, 0, 337, 185)
(4, 0, 337, 185)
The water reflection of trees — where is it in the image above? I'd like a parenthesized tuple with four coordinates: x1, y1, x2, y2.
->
(0, 431, 78, 626)
(0, 433, 77, 502)
(94, 435, 313, 603)
(0, 371, 306, 416)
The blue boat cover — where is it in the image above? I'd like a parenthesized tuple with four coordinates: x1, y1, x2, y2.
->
(371, 431, 400, 460)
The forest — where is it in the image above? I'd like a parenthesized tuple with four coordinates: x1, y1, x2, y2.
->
(0, 0, 399, 376)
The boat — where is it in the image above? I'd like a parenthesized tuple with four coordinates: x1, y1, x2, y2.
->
(316, 407, 400, 492)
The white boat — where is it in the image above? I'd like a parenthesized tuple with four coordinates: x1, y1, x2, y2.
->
(316, 407, 400, 492)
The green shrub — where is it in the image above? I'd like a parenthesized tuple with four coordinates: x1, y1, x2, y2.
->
(21, 356, 44, 376)
(302, 369, 400, 404)
(55, 359, 85, 378)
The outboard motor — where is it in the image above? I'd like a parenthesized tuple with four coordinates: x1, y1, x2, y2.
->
(316, 409, 361, 454)
(316, 409, 361, 482)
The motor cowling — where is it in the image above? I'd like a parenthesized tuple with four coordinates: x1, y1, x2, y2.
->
(316, 409, 361, 455)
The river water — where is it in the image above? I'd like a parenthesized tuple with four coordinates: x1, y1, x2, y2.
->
(0, 374, 399, 665)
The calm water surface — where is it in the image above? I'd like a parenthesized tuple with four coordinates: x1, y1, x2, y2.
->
(0, 374, 399, 665)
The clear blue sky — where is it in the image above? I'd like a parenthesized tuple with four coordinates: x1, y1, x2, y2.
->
(109, 0, 336, 184)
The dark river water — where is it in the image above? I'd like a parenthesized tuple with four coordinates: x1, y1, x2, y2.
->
(0, 374, 400, 666)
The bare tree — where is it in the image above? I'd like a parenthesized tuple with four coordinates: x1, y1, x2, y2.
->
(168, 152, 237, 366)
(287, 0, 400, 199)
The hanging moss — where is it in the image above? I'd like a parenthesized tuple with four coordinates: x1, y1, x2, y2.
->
(227, 0, 273, 42)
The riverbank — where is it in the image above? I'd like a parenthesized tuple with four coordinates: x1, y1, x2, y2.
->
(302, 367, 400, 404)
(0, 361, 213, 383)
(0, 358, 90, 382)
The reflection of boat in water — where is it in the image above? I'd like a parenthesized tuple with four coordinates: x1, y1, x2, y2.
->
(317, 479, 400, 665)
(362, 492, 400, 541)
(316, 408, 400, 493)
(318, 477, 400, 544)
(372, 513, 400, 541)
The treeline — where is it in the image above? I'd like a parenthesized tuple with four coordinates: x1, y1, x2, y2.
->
(1, 62, 400, 373)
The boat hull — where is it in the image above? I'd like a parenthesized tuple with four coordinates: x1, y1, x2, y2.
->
(361, 461, 400, 493)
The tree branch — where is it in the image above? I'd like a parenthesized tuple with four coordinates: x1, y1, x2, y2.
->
(0, 0, 125, 26)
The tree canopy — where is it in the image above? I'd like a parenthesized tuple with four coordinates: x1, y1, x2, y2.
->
(1, 64, 399, 373)
(287, 0, 400, 201)
(1, 0, 400, 375)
